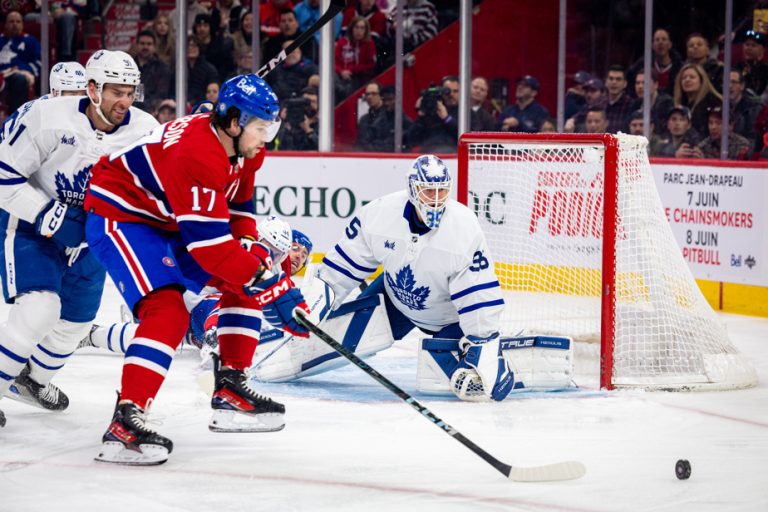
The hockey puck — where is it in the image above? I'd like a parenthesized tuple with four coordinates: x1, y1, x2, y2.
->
(675, 459, 691, 480)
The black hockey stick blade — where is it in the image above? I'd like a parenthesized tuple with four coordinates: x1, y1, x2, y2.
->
(293, 309, 586, 482)
(257, 0, 347, 79)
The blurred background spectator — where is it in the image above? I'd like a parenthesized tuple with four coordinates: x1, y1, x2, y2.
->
(497, 75, 549, 133)
(469, 76, 495, 131)
(335, 16, 376, 101)
(387, 0, 438, 53)
(627, 28, 682, 97)
(180, 37, 219, 107)
(0, 11, 40, 113)
(673, 62, 722, 136)
(133, 29, 172, 113)
(232, 11, 254, 60)
(565, 70, 592, 120)
(154, 98, 177, 123)
(266, 40, 317, 100)
(631, 68, 673, 130)
(651, 105, 703, 158)
(274, 85, 319, 151)
(697, 106, 752, 159)
(193, 13, 234, 81)
(150, 13, 176, 67)
(604, 65, 634, 133)
(685, 32, 724, 92)
(584, 106, 609, 133)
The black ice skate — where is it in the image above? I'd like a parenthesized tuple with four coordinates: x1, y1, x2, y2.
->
(7, 364, 69, 411)
(76, 324, 99, 350)
(209, 354, 285, 433)
(95, 399, 173, 466)
(0, 408, 5, 428)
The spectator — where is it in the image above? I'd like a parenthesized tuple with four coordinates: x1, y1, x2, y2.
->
(696, 106, 752, 160)
(342, 0, 387, 39)
(274, 86, 318, 151)
(50, 1, 86, 62)
(230, 49, 254, 78)
(335, 16, 377, 100)
(264, 9, 316, 64)
(729, 69, 761, 144)
(0, 11, 40, 113)
(540, 117, 557, 133)
(497, 75, 549, 133)
(232, 11, 254, 60)
(627, 110, 646, 136)
(685, 33, 724, 92)
(630, 68, 673, 131)
(566, 77, 606, 132)
(372, 84, 413, 152)
(210, 0, 244, 37)
(406, 79, 458, 153)
(294, 0, 342, 45)
(205, 80, 220, 103)
(265, 40, 317, 100)
(387, 0, 438, 53)
(182, 37, 219, 106)
(132, 30, 172, 113)
(650, 106, 703, 158)
(193, 13, 235, 81)
(564, 70, 591, 121)
(469, 76, 495, 132)
(150, 13, 176, 67)
(584, 107, 608, 134)
(627, 28, 683, 96)
(737, 29, 768, 97)
(260, 0, 294, 40)
(154, 99, 177, 124)
(171, 0, 210, 35)
(604, 65, 634, 134)
(357, 81, 385, 150)
(673, 63, 722, 137)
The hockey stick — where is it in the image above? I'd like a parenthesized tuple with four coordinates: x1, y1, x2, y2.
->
(256, 0, 347, 79)
(293, 309, 586, 482)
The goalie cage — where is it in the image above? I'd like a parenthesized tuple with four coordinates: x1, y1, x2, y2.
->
(457, 132, 757, 391)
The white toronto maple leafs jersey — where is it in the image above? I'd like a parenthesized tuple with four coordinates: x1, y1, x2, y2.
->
(0, 96, 157, 223)
(319, 190, 504, 338)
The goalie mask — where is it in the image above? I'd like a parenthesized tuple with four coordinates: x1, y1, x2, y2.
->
(258, 215, 293, 266)
(407, 155, 452, 229)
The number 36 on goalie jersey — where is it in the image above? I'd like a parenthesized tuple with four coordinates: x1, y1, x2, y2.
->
(319, 190, 505, 339)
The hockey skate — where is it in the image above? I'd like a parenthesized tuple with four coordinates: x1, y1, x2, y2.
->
(209, 354, 285, 433)
(76, 324, 99, 350)
(7, 364, 69, 411)
(95, 399, 173, 466)
(0, 408, 5, 427)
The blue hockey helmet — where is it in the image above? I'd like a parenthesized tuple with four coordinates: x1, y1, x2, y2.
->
(292, 229, 313, 254)
(216, 74, 281, 139)
(290, 229, 313, 273)
(407, 155, 452, 229)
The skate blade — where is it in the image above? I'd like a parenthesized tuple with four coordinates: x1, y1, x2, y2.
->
(94, 441, 169, 466)
(208, 409, 285, 433)
(4, 385, 66, 411)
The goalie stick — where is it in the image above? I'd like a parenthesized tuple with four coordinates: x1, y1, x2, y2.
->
(256, 0, 347, 79)
(293, 309, 586, 483)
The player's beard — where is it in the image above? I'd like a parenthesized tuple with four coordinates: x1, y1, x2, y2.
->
(104, 105, 127, 126)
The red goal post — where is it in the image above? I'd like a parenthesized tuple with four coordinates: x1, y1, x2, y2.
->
(457, 132, 756, 391)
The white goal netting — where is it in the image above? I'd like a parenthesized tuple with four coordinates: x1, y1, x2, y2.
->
(462, 133, 756, 390)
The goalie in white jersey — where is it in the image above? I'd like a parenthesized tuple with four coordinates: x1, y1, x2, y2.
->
(260, 155, 516, 402)
(0, 50, 158, 427)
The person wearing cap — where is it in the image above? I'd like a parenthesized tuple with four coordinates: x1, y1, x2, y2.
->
(565, 77, 606, 132)
(496, 75, 549, 133)
(627, 28, 683, 97)
(650, 105, 703, 158)
(695, 106, 753, 160)
(630, 68, 673, 131)
(604, 65, 634, 134)
(193, 13, 235, 81)
(737, 29, 768, 97)
(565, 70, 591, 120)
(154, 98, 177, 123)
(132, 30, 172, 113)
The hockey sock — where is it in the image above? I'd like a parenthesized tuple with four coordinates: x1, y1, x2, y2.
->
(91, 322, 138, 353)
(29, 320, 92, 386)
(216, 293, 262, 370)
(0, 291, 61, 397)
(120, 288, 190, 408)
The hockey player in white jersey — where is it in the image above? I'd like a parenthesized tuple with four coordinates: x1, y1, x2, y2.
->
(0, 50, 158, 426)
(275, 155, 516, 402)
(48, 61, 88, 97)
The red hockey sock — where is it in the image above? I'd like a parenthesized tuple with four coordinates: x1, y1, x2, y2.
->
(120, 288, 190, 408)
(216, 292, 260, 370)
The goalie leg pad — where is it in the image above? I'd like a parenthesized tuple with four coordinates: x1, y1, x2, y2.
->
(417, 336, 574, 397)
(251, 293, 394, 382)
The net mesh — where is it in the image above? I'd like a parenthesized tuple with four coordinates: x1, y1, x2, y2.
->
(463, 134, 756, 390)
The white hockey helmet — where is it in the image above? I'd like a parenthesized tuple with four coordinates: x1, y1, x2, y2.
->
(407, 155, 452, 229)
(258, 215, 293, 266)
(49, 61, 87, 96)
(86, 49, 144, 101)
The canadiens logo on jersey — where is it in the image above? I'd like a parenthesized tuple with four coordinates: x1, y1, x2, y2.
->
(55, 165, 92, 207)
(385, 265, 430, 310)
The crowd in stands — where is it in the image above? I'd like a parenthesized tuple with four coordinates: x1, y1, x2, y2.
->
(3, 0, 768, 160)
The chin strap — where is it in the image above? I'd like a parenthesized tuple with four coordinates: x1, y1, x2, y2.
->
(89, 88, 115, 128)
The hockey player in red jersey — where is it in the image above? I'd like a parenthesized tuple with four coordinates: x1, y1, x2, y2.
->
(83, 74, 309, 465)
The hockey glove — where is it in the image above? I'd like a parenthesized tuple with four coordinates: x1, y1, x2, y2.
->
(450, 333, 514, 402)
(244, 271, 309, 337)
(35, 200, 86, 248)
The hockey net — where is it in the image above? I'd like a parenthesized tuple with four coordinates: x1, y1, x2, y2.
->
(458, 133, 756, 390)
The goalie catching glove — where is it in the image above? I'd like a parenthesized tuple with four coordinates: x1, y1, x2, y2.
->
(244, 271, 309, 337)
(450, 333, 515, 402)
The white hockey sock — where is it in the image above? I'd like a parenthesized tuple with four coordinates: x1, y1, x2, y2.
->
(29, 320, 92, 386)
(91, 322, 138, 353)
(0, 291, 61, 396)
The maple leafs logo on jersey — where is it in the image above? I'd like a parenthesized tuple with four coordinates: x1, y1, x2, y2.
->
(55, 165, 92, 207)
(385, 265, 430, 311)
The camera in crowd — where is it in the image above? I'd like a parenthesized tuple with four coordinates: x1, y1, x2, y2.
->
(419, 84, 450, 117)
(284, 96, 311, 126)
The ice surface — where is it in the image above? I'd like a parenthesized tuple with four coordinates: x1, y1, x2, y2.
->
(1, 280, 767, 511)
